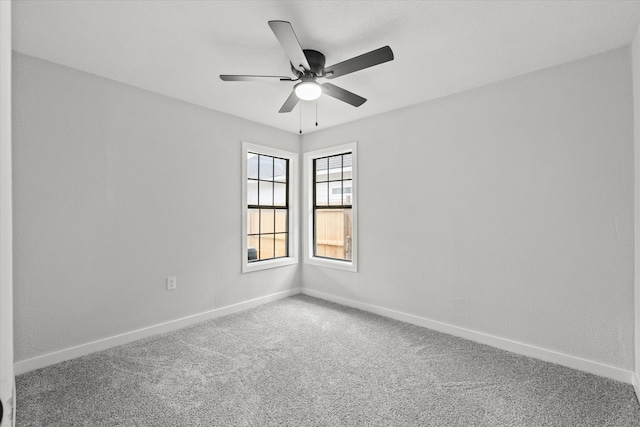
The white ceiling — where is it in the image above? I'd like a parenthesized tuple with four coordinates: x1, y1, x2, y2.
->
(12, 1, 640, 134)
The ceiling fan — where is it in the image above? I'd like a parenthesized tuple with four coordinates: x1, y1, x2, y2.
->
(220, 20, 394, 113)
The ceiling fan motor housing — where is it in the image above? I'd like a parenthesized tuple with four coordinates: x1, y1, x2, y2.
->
(292, 49, 326, 76)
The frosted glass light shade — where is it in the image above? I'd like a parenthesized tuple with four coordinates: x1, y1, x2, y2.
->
(294, 82, 322, 101)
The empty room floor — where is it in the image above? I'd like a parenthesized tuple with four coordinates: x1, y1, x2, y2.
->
(15, 295, 640, 426)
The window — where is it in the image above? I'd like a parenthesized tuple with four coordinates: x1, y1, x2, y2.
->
(242, 142, 297, 273)
(247, 152, 288, 261)
(305, 142, 357, 272)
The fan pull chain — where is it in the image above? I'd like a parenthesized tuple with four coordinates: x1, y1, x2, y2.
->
(299, 103, 302, 134)
(316, 103, 318, 127)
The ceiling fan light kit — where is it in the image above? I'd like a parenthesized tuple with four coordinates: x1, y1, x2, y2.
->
(220, 20, 394, 117)
(294, 81, 322, 101)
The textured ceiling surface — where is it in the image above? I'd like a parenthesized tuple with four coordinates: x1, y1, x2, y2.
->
(12, 1, 640, 134)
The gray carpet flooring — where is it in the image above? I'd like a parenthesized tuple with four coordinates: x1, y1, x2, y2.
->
(16, 295, 640, 426)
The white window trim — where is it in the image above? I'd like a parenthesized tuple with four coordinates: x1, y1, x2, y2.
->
(304, 142, 358, 272)
(242, 141, 298, 273)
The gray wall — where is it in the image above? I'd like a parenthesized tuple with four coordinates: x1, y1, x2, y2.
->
(302, 48, 635, 370)
(13, 47, 636, 373)
(13, 53, 301, 362)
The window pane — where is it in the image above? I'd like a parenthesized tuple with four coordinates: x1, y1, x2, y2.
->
(247, 180, 258, 205)
(274, 182, 286, 206)
(259, 155, 274, 180)
(342, 153, 352, 179)
(274, 158, 287, 182)
(247, 153, 258, 180)
(328, 155, 342, 181)
(259, 234, 275, 260)
(274, 233, 287, 257)
(315, 157, 328, 182)
(260, 209, 275, 233)
(259, 181, 273, 205)
(316, 182, 328, 206)
(315, 208, 353, 261)
(329, 182, 342, 206)
(247, 236, 259, 261)
(247, 209, 259, 234)
(343, 180, 353, 205)
(275, 210, 287, 233)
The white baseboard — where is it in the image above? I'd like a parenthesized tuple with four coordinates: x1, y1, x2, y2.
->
(301, 288, 635, 384)
(15, 286, 635, 387)
(14, 287, 302, 375)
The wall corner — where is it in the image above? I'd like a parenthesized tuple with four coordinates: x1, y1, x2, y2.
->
(0, 0, 15, 425)
(632, 22, 640, 404)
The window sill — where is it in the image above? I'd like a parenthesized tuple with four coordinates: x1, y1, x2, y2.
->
(305, 256, 357, 272)
(242, 257, 297, 273)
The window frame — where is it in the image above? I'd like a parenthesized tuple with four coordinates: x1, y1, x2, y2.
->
(304, 142, 358, 272)
(242, 141, 298, 273)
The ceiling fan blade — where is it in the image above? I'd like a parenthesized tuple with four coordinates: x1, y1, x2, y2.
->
(321, 83, 366, 107)
(279, 90, 299, 113)
(268, 20, 311, 73)
(323, 46, 394, 79)
(220, 75, 294, 82)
